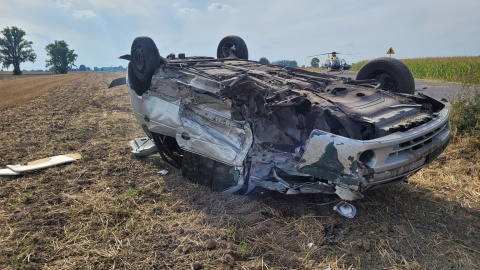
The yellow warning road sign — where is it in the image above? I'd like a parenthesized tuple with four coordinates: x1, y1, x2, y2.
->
(387, 47, 395, 54)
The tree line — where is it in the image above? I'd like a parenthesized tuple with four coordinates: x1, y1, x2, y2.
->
(259, 57, 300, 68)
(0, 26, 77, 75)
(260, 57, 327, 68)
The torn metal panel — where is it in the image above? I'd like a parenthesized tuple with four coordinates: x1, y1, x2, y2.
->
(188, 75, 224, 94)
(176, 97, 253, 167)
(335, 185, 364, 201)
(297, 133, 368, 189)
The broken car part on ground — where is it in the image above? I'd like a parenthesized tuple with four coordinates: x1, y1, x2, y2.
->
(117, 35, 451, 214)
(0, 153, 82, 176)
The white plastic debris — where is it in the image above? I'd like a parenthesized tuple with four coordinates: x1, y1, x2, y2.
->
(7, 153, 81, 172)
(0, 168, 21, 176)
(157, 169, 169, 176)
(129, 137, 158, 157)
(333, 201, 357, 219)
(307, 243, 314, 249)
(1, 153, 81, 176)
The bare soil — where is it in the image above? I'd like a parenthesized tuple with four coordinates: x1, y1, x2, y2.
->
(0, 73, 86, 110)
(0, 73, 478, 269)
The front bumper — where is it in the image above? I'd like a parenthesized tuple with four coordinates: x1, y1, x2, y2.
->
(297, 106, 451, 191)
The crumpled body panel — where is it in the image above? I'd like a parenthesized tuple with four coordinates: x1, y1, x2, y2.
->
(176, 98, 253, 167)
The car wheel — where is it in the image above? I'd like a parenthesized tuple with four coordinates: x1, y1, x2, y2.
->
(356, 57, 415, 94)
(131, 36, 161, 84)
(151, 132, 182, 169)
(217, 35, 248, 60)
(128, 62, 150, 96)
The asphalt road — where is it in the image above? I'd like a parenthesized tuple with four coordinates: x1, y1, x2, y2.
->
(334, 71, 465, 101)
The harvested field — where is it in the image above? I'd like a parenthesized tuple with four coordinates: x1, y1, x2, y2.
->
(0, 72, 56, 83)
(0, 73, 478, 269)
(0, 73, 86, 110)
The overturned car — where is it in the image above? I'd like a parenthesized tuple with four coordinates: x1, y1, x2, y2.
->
(120, 35, 450, 205)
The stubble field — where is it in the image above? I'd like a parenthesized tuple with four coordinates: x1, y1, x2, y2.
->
(0, 73, 478, 269)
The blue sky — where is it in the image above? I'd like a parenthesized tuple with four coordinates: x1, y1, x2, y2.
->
(1, 0, 479, 70)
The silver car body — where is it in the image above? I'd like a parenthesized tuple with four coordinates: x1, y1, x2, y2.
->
(126, 57, 450, 200)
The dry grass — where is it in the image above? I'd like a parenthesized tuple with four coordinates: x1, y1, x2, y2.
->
(0, 73, 478, 269)
(412, 136, 479, 208)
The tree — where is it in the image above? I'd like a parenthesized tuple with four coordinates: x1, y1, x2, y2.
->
(0, 26, 37, 75)
(259, 57, 269, 64)
(78, 64, 86, 71)
(271, 60, 298, 68)
(311, 57, 320, 68)
(45, 40, 78, 74)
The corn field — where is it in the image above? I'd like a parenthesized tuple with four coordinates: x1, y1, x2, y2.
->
(352, 56, 480, 85)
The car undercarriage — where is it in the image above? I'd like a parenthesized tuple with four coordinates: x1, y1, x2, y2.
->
(118, 35, 451, 217)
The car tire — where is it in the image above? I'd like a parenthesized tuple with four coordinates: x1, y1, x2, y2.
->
(128, 62, 150, 96)
(217, 35, 249, 60)
(356, 57, 415, 94)
(131, 36, 161, 84)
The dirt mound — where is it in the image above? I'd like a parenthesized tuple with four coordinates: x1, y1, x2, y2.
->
(0, 73, 478, 269)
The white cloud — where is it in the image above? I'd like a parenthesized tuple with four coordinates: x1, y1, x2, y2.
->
(208, 3, 231, 12)
(3, 0, 480, 70)
(52, 0, 73, 9)
(73, 10, 97, 19)
(177, 7, 198, 15)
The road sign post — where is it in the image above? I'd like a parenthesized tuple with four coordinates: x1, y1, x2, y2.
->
(387, 47, 395, 57)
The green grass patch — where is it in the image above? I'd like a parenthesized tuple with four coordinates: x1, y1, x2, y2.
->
(450, 87, 480, 142)
(350, 60, 368, 72)
(237, 240, 249, 258)
(402, 56, 480, 85)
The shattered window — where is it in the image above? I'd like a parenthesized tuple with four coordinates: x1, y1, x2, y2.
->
(182, 152, 238, 191)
